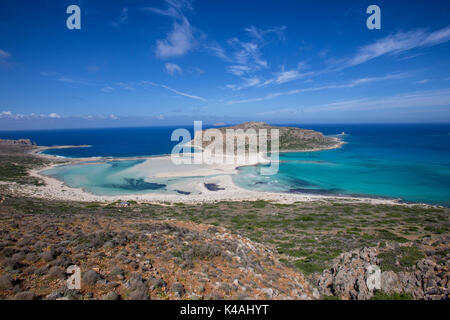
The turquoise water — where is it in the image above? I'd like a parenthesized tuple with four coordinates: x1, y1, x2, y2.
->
(4, 124, 449, 205)
(233, 125, 450, 206)
(43, 160, 199, 196)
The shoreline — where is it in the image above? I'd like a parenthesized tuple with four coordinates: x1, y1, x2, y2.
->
(5, 139, 437, 208)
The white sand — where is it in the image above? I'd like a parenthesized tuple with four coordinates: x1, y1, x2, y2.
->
(0, 150, 409, 206)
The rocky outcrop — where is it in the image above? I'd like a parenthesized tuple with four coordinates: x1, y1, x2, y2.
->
(0, 139, 36, 146)
(315, 238, 449, 300)
(193, 121, 342, 152)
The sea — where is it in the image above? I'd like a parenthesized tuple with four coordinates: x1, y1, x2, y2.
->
(1, 124, 449, 206)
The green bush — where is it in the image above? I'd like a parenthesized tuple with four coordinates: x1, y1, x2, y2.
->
(371, 290, 413, 300)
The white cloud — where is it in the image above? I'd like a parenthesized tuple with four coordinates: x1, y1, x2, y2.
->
(0, 111, 62, 119)
(139, 81, 206, 102)
(341, 25, 450, 68)
(219, 26, 287, 87)
(155, 18, 194, 58)
(302, 89, 450, 113)
(165, 62, 182, 75)
(413, 79, 430, 84)
(116, 82, 136, 91)
(160, 84, 206, 102)
(41, 72, 97, 86)
(110, 114, 118, 120)
(145, 1, 196, 59)
(227, 73, 409, 104)
(0, 49, 11, 63)
(101, 86, 114, 93)
(48, 113, 60, 119)
(229, 38, 268, 70)
(257, 89, 450, 116)
(244, 25, 286, 42)
(227, 65, 251, 76)
(204, 43, 231, 62)
(1, 111, 12, 117)
(112, 8, 129, 28)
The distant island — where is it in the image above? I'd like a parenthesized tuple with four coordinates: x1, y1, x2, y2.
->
(192, 121, 343, 153)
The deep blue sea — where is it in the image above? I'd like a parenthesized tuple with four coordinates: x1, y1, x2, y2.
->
(1, 124, 449, 206)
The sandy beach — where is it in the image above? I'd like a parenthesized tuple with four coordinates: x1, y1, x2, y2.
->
(0, 145, 411, 206)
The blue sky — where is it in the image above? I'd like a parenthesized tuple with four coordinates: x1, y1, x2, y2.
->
(0, 0, 450, 129)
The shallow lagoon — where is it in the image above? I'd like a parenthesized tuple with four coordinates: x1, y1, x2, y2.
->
(43, 160, 203, 196)
(30, 124, 450, 206)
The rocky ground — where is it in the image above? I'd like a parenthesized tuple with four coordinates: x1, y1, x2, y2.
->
(316, 236, 449, 300)
(0, 204, 314, 300)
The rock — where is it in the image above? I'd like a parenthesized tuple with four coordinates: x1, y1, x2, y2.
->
(380, 271, 400, 292)
(82, 270, 100, 286)
(172, 283, 185, 297)
(260, 288, 274, 299)
(102, 292, 119, 300)
(14, 291, 36, 300)
(103, 241, 116, 249)
(45, 291, 63, 300)
(127, 273, 149, 300)
(110, 267, 124, 277)
(48, 266, 65, 279)
(149, 277, 167, 290)
(41, 250, 56, 262)
(312, 288, 320, 299)
(316, 247, 379, 300)
(129, 261, 139, 270)
(0, 275, 13, 290)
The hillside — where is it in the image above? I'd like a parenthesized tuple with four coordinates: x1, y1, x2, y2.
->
(0, 198, 314, 300)
(192, 122, 342, 152)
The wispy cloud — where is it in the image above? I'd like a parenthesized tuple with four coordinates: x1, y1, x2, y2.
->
(302, 89, 450, 113)
(41, 72, 97, 86)
(228, 37, 268, 71)
(257, 89, 450, 116)
(165, 62, 182, 75)
(0, 111, 61, 119)
(260, 63, 315, 86)
(160, 84, 206, 102)
(112, 8, 129, 28)
(336, 25, 450, 69)
(413, 79, 430, 85)
(140, 81, 207, 102)
(244, 25, 286, 42)
(101, 86, 114, 93)
(157, 18, 195, 58)
(116, 82, 136, 91)
(204, 43, 232, 62)
(143, 0, 196, 59)
(227, 73, 409, 104)
(0, 49, 11, 65)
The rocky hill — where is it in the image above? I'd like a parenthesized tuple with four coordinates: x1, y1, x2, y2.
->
(0, 201, 314, 300)
(192, 122, 342, 152)
(316, 236, 449, 300)
(0, 139, 35, 146)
